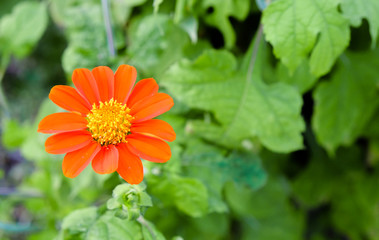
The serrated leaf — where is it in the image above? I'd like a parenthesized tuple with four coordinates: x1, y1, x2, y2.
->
(262, 0, 350, 76)
(201, 0, 250, 48)
(0, 2, 48, 57)
(312, 50, 379, 155)
(162, 43, 304, 153)
(341, 0, 379, 48)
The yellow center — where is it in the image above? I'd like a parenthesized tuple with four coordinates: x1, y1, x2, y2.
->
(86, 98, 133, 146)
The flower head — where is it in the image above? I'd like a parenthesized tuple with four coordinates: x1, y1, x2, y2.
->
(38, 65, 175, 184)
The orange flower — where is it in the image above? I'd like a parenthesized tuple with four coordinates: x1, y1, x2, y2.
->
(38, 65, 175, 184)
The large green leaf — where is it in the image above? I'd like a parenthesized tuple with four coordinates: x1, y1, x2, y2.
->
(312, 50, 379, 154)
(0, 1, 48, 57)
(341, 0, 379, 48)
(262, 0, 350, 76)
(162, 41, 304, 153)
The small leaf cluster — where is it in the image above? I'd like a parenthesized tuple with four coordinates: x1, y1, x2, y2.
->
(106, 183, 153, 220)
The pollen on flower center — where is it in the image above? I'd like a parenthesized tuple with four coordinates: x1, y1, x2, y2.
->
(86, 98, 133, 146)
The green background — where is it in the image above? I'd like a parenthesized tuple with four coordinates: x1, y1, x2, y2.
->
(1, 0, 379, 239)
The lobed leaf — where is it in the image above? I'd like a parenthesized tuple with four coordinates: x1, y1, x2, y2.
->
(162, 44, 305, 153)
(262, 0, 350, 76)
(341, 0, 379, 48)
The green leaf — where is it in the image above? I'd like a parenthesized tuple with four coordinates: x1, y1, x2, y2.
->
(147, 174, 209, 217)
(51, 1, 112, 75)
(86, 213, 142, 240)
(262, 0, 350, 76)
(2, 119, 31, 149)
(127, 14, 190, 77)
(312, 50, 379, 155)
(139, 192, 153, 207)
(173, 176, 208, 217)
(107, 198, 121, 210)
(225, 179, 303, 240)
(182, 140, 267, 213)
(0, 1, 48, 58)
(110, 0, 147, 26)
(341, 0, 379, 48)
(153, 0, 164, 13)
(292, 142, 379, 239)
(61, 207, 98, 237)
(60, 208, 166, 240)
(162, 44, 305, 153)
(200, 0, 250, 48)
(21, 98, 61, 162)
(275, 60, 318, 94)
(140, 219, 167, 240)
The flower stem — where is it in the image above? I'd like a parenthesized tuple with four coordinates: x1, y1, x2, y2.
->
(101, 0, 116, 57)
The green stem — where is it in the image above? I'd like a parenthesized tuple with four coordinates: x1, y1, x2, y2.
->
(0, 54, 10, 119)
(137, 216, 156, 240)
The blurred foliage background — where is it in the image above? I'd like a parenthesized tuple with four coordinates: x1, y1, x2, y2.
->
(0, 0, 379, 239)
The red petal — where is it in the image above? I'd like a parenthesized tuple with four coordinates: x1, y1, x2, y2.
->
(72, 68, 100, 105)
(38, 112, 88, 134)
(114, 65, 137, 104)
(92, 66, 114, 102)
(45, 131, 92, 154)
(127, 78, 158, 108)
(131, 119, 176, 142)
(130, 93, 174, 123)
(117, 143, 143, 184)
(126, 133, 171, 163)
(91, 145, 119, 174)
(62, 141, 101, 178)
(49, 85, 91, 115)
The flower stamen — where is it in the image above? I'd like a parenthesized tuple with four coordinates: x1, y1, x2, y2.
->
(86, 98, 133, 146)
